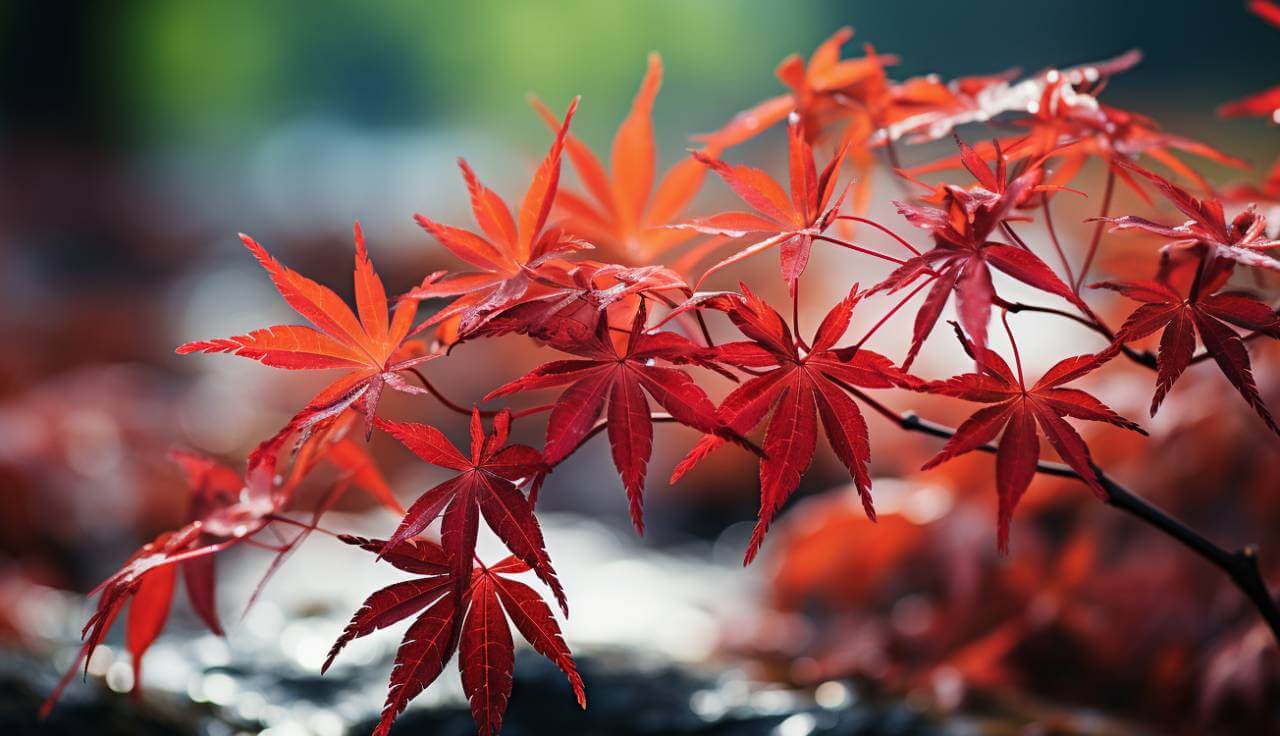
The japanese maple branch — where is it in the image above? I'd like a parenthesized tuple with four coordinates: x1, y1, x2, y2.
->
(835, 380, 1280, 643)
(995, 300, 1277, 370)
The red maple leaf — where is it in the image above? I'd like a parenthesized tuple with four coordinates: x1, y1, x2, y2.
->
(1095, 275, 1280, 434)
(878, 138, 1080, 366)
(676, 116, 849, 290)
(484, 300, 731, 533)
(921, 323, 1145, 552)
(530, 53, 721, 263)
(41, 412, 393, 714)
(1219, 1, 1280, 122)
(670, 285, 921, 564)
(373, 409, 565, 615)
(1222, 156, 1280, 210)
(177, 223, 435, 437)
(703, 27, 898, 149)
(449, 260, 688, 349)
(329, 536, 583, 736)
(910, 61, 1246, 199)
(408, 98, 594, 342)
(883, 51, 1141, 145)
(1097, 158, 1280, 273)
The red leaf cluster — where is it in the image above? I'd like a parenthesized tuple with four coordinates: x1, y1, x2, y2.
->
(44, 8, 1280, 735)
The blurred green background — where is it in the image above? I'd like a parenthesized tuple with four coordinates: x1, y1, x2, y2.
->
(3, 0, 1276, 294)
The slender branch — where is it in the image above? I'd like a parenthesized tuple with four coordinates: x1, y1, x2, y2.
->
(836, 380, 1280, 643)
(692, 309, 716, 349)
(995, 297, 1156, 367)
(996, 299, 1275, 370)
(996, 298, 1110, 338)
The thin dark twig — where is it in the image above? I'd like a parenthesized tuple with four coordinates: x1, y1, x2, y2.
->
(656, 290, 715, 348)
(1000, 221, 1033, 253)
(995, 298, 1117, 341)
(832, 379, 1280, 643)
(996, 300, 1276, 370)
(692, 310, 716, 349)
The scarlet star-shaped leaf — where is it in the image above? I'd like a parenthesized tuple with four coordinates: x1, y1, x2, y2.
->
(701, 27, 1030, 218)
(1095, 276, 1280, 434)
(1097, 158, 1280, 273)
(531, 54, 720, 263)
(704, 27, 899, 149)
(922, 324, 1144, 552)
(670, 285, 921, 564)
(42, 415, 394, 715)
(909, 58, 1246, 196)
(374, 409, 565, 616)
(677, 116, 849, 290)
(485, 300, 730, 533)
(177, 223, 435, 437)
(329, 537, 583, 736)
(883, 51, 1141, 145)
(1219, 1, 1280, 122)
(878, 138, 1080, 367)
(409, 98, 594, 341)
(450, 259, 689, 349)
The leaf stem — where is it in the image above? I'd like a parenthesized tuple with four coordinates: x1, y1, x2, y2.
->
(1074, 165, 1115, 292)
(406, 368, 552, 420)
(853, 277, 932, 351)
(1000, 310, 1025, 387)
(792, 278, 809, 352)
(812, 233, 908, 265)
(1041, 194, 1077, 288)
(1000, 221, 1033, 253)
(835, 216, 922, 256)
